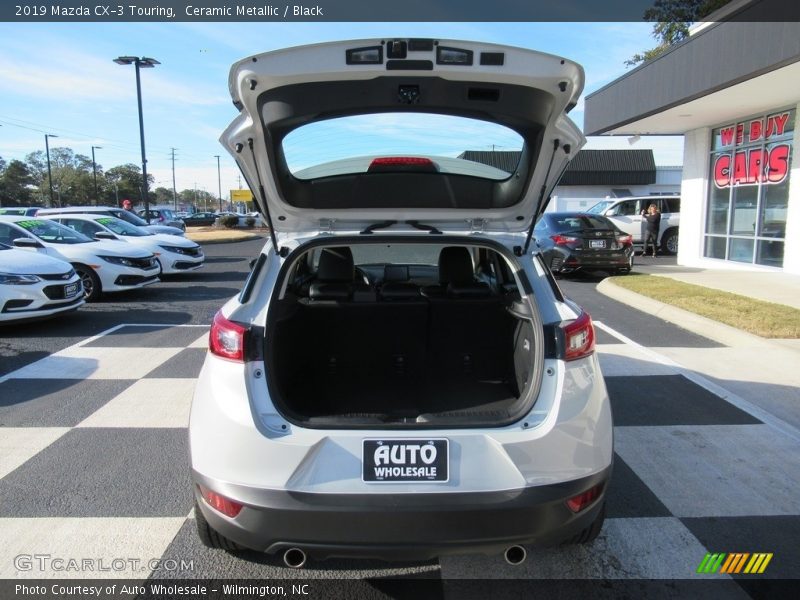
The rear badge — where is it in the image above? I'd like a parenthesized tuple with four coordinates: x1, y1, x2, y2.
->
(363, 439, 449, 483)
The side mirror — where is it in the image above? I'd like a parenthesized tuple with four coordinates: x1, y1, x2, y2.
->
(13, 237, 43, 249)
(94, 231, 116, 240)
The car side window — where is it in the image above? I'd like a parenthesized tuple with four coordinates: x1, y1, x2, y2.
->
(609, 200, 638, 216)
(0, 223, 23, 246)
(64, 219, 102, 237)
(663, 198, 680, 213)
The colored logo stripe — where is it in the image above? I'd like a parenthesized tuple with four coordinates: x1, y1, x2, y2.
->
(697, 552, 773, 574)
(744, 553, 773, 574)
(697, 553, 726, 573)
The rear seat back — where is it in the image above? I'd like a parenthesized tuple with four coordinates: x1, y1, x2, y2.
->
(309, 247, 355, 301)
(427, 247, 511, 377)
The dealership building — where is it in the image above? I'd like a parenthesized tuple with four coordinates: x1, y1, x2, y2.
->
(584, 3, 800, 274)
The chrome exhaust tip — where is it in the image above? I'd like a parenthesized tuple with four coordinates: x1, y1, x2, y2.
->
(504, 545, 527, 565)
(283, 548, 307, 569)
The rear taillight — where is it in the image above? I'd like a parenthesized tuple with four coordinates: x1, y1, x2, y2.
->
(550, 234, 581, 249)
(209, 310, 247, 362)
(562, 310, 595, 361)
(566, 483, 604, 513)
(616, 234, 633, 246)
(199, 485, 243, 518)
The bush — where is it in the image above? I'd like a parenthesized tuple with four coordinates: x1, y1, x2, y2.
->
(220, 215, 239, 228)
(245, 217, 256, 227)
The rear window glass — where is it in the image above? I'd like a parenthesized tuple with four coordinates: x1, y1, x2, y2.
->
(282, 113, 523, 181)
(549, 215, 614, 232)
(311, 244, 443, 268)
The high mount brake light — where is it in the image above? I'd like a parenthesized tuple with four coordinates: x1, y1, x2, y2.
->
(209, 310, 247, 362)
(368, 157, 436, 173)
(562, 310, 595, 361)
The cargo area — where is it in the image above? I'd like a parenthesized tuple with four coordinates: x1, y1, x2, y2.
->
(265, 243, 542, 427)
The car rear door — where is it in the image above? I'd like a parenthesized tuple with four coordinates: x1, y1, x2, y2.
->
(604, 199, 643, 241)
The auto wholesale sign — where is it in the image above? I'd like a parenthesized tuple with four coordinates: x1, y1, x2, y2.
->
(713, 112, 793, 189)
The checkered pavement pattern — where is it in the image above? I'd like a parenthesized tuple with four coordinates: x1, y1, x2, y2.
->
(1, 323, 799, 589)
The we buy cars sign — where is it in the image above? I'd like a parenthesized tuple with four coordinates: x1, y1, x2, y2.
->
(713, 111, 792, 189)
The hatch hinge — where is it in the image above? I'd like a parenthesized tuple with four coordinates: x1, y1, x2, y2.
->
(468, 218, 487, 234)
(319, 218, 336, 234)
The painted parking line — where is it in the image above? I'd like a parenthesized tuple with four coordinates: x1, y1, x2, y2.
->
(593, 320, 800, 443)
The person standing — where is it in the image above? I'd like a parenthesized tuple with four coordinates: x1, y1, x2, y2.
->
(643, 203, 661, 257)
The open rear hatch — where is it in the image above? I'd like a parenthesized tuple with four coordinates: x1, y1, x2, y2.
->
(220, 39, 586, 427)
(221, 38, 586, 247)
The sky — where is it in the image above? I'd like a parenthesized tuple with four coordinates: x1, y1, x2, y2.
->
(0, 21, 684, 201)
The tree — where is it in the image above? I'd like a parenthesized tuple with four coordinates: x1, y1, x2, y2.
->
(178, 188, 214, 211)
(0, 159, 36, 206)
(25, 148, 95, 206)
(626, 0, 731, 67)
(104, 164, 154, 207)
(151, 186, 175, 206)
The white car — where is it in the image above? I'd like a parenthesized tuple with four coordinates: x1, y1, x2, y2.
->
(587, 195, 681, 255)
(50, 214, 204, 275)
(36, 206, 185, 237)
(0, 216, 160, 301)
(0, 242, 84, 323)
(189, 39, 612, 567)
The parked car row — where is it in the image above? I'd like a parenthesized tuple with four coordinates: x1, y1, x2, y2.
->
(0, 212, 205, 322)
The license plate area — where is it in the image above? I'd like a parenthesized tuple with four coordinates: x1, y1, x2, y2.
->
(590, 239, 606, 249)
(362, 439, 449, 483)
(64, 282, 79, 298)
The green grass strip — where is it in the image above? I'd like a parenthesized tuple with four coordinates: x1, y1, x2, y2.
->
(608, 274, 800, 339)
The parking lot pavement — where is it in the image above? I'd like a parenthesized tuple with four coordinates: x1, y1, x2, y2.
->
(2, 319, 799, 594)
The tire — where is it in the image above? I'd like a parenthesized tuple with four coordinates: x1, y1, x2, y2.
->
(73, 264, 101, 302)
(568, 502, 606, 545)
(194, 500, 243, 551)
(616, 253, 634, 275)
(661, 228, 679, 255)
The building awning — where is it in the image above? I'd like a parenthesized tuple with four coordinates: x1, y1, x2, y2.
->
(584, 7, 800, 136)
(459, 149, 656, 185)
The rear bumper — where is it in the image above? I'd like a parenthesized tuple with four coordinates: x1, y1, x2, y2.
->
(192, 466, 610, 560)
(548, 248, 632, 272)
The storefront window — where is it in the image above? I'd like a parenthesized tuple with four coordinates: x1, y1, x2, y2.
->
(704, 109, 794, 267)
(705, 236, 727, 259)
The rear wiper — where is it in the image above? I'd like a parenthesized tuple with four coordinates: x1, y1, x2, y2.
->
(360, 220, 397, 234)
(359, 220, 442, 235)
(406, 220, 442, 234)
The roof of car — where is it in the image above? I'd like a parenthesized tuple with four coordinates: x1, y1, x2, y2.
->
(36, 206, 123, 214)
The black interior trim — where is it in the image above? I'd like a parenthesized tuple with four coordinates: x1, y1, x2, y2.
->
(257, 78, 552, 212)
(261, 236, 544, 430)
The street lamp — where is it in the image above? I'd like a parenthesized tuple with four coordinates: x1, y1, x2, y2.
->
(114, 55, 159, 221)
(44, 134, 58, 207)
(214, 155, 222, 212)
(91, 145, 102, 205)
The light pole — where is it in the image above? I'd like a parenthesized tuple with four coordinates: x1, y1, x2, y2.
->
(91, 145, 102, 205)
(214, 155, 222, 212)
(114, 55, 159, 222)
(44, 134, 58, 207)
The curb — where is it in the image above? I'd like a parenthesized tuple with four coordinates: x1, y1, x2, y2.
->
(187, 234, 265, 245)
(596, 277, 785, 349)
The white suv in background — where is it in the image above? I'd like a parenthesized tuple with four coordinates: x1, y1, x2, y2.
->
(588, 195, 680, 255)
